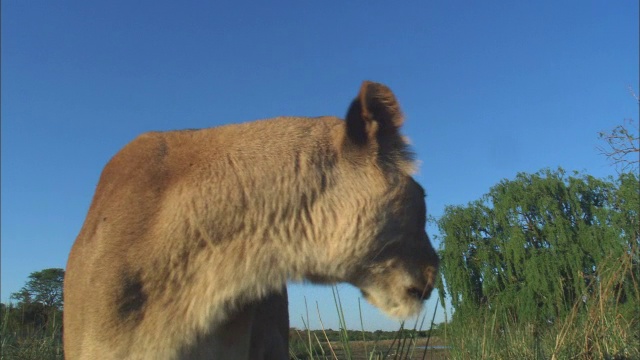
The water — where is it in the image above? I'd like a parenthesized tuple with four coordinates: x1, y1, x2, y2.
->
(414, 345, 449, 350)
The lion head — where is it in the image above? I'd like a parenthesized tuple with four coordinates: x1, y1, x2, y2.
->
(302, 81, 439, 319)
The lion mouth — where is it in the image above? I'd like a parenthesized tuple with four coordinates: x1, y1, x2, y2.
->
(406, 285, 433, 301)
(361, 289, 370, 299)
(407, 287, 424, 301)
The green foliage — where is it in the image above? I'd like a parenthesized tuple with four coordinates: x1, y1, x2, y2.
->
(441, 252, 639, 359)
(1, 301, 64, 359)
(11, 268, 65, 310)
(2, 268, 65, 359)
(437, 169, 639, 359)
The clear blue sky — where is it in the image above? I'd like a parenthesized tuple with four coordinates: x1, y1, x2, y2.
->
(2, 1, 637, 332)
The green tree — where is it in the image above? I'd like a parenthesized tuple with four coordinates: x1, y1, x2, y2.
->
(436, 169, 639, 325)
(11, 268, 65, 310)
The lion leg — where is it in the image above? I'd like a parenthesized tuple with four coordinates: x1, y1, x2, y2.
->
(249, 287, 289, 360)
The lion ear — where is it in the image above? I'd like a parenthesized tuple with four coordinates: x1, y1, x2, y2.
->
(345, 81, 404, 146)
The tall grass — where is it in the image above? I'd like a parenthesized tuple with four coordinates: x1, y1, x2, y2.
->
(444, 251, 639, 360)
(289, 285, 441, 360)
(0, 305, 63, 360)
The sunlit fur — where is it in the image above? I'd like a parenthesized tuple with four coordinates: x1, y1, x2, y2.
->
(63, 81, 439, 359)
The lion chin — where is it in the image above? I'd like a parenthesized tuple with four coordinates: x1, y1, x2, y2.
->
(360, 286, 429, 319)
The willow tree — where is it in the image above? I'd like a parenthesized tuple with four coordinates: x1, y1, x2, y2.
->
(436, 169, 639, 325)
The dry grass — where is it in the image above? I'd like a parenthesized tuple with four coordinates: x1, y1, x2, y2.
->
(444, 250, 639, 360)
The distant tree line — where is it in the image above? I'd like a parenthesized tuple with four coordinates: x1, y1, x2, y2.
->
(290, 328, 436, 343)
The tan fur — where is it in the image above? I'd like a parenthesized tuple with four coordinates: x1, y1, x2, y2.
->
(63, 81, 439, 359)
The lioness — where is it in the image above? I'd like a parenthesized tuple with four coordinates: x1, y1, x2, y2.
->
(63, 81, 439, 359)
